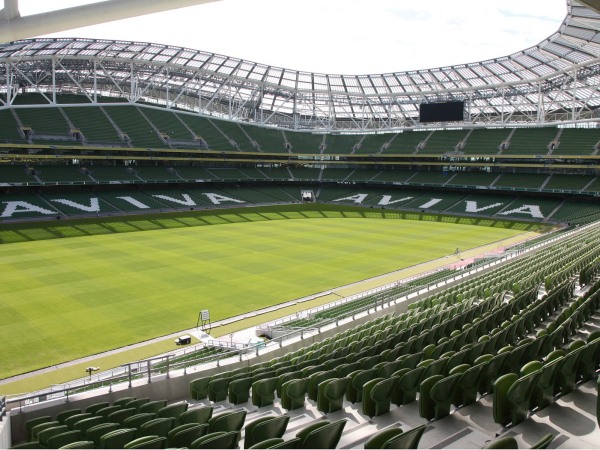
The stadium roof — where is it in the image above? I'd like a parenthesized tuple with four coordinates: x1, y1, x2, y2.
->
(1, 0, 600, 131)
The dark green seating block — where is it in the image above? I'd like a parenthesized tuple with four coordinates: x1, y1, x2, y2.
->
(191, 431, 238, 449)
(31, 421, 60, 441)
(84, 402, 110, 415)
(95, 405, 122, 420)
(308, 370, 337, 402)
(208, 377, 231, 402)
(113, 397, 137, 407)
(484, 436, 518, 448)
(59, 440, 95, 449)
(67, 416, 104, 433)
(138, 400, 167, 415)
(138, 417, 175, 438)
(107, 407, 136, 426)
(208, 409, 247, 434)
(46, 430, 82, 449)
(38, 425, 69, 448)
(65, 414, 94, 431)
(281, 378, 310, 411)
(277, 372, 301, 398)
(392, 366, 426, 406)
(167, 423, 208, 448)
(296, 419, 346, 449)
(180, 406, 213, 425)
(125, 398, 150, 412)
(86, 423, 119, 447)
(99, 429, 137, 449)
(347, 368, 378, 404)
(493, 370, 541, 427)
(56, 409, 82, 425)
(122, 413, 156, 431)
(555, 346, 584, 395)
(527, 358, 562, 411)
(317, 377, 350, 414)
(190, 376, 211, 401)
(455, 362, 488, 407)
(124, 435, 167, 449)
(248, 438, 284, 449)
(243, 415, 289, 449)
(364, 424, 427, 449)
(363, 377, 396, 418)
(252, 377, 279, 407)
(156, 401, 188, 425)
(229, 377, 253, 405)
(25, 416, 52, 441)
(429, 373, 463, 420)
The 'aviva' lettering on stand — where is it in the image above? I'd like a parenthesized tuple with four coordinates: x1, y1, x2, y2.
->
(0, 193, 246, 218)
(332, 194, 546, 219)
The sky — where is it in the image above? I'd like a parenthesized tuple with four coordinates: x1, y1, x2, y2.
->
(9, 0, 567, 75)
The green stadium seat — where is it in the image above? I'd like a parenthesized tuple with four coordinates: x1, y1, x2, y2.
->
(86, 423, 119, 447)
(99, 429, 137, 449)
(362, 377, 396, 418)
(364, 424, 427, 449)
(228, 376, 253, 405)
(191, 431, 238, 449)
(46, 430, 83, 449)
(295, 419, 346, 450)
(280, 378, 309, 411)
(156, 401, 188, 425)
(167, 423, 208, 449)
(251, 377, 279, 408)
(84, 402, 109, 415)
(59, 440, 95, 449)
(243, 415, 289, 449)
(107, 408, 136, 426)
(138, 400, 167, 415)
(55, 409, 82, 425)
(190, 376, 211, 401)
(138, 417, 175, 438)
(24, 417, 52, 441)
(208, 410, 247, 435)
(113, 397, 137, 407)
(316, 377, 350, 414)
(208, 376, 231, 402)
(124, 435, 167, 449)
(179, 405, 213, 425)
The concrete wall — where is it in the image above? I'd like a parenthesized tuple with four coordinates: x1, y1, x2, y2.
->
(0, 415, 12, 450)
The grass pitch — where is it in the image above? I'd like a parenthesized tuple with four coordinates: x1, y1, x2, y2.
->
(0, 205, 543, 380)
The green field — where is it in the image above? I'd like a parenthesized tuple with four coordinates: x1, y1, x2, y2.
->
(0, 205, 543, 380)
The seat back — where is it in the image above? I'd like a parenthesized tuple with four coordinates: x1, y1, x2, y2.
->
(100, 428, 137, 449)
(167, 423, 209, 448)
(244, 415, 289, 449)
(180, 405, 213, 425)
(252, 377, 279, 408)
(281, 378, 310, 411)
(208, 409, 247, 434)
(385, 424, 427, 449)
(192, 431, 238, 449)
(299, 419, 346, 449)
(318, 377, 351, 414)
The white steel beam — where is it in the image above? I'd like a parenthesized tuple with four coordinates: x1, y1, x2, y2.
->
(0, 0, 221, 44)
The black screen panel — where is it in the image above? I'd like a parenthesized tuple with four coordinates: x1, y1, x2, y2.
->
(419, 101, 464, 123)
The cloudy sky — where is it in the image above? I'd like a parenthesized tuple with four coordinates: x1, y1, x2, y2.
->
(11, 0, 567, 74)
